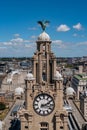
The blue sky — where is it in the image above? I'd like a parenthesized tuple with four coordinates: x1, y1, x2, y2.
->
(0, 0, 87, 57)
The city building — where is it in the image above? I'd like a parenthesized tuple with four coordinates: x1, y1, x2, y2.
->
(0, 92, 5, 103)
(80, 91, 87, 120)
(72, 74, 87, 99)
(0, 62, 7, 73)
(19, 24, 69, 130)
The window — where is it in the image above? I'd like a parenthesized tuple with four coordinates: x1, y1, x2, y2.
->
(40, 122, 49, 130)
(25, 126, 28, 129)
(41, 122, 48, 127)
(40, 129, 47, 130)
(60, 126, 63, 129)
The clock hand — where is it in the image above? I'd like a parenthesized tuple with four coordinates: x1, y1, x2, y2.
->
(41, 104, 45, 107)
(41, 103, 50, 108)
(41, 103, 52, 108)
(46, 100, 52, 105)
(40, 100, 53, 108)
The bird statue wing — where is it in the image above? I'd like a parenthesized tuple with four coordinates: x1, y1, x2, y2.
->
(45, 21, 50, 24)
(38, 20, 50, 31)
(38, 21, 43, 26)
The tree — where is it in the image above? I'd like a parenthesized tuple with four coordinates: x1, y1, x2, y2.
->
(0, 102, 6, 110)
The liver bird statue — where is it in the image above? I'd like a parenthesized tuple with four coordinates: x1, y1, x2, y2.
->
(38, 20, 50, 31)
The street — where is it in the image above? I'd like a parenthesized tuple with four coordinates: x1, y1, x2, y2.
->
(4, 99, 24, 130)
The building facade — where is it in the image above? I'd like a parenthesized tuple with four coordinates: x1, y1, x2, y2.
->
(80, 91, 87, 120)
(72, 74, 87, 99)
(19, 29, 68, 130)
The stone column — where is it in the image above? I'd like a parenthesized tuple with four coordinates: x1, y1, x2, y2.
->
(55, 80, 63, 109)
(49, 42, 51, 52)
(25, 80, 34, 110)
(46, 52, 50, 83)
(33, 60, 36, 83)
(55, 116, 61, 130)
(26, 80, 30, 110)
(52, 58, 56, 80)
(27, 115, 33, 130)
(20, 117, 25, 130)
(63, 116, 68, 130)
(38, 52, 42, 84)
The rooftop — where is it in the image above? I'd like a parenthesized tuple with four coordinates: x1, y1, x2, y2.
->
(74, 74, 87, 80)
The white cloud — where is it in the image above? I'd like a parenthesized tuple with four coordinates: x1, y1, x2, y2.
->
(14, 34, 20, 37)
(25, 44, 31, 48)
(77, 41, 87, 46)
(31, 35, 37, 39)
(73, 33, 85, 38)
(51, 39, 87, 57)
(3, 42, 12, 46)
(11, 37, 24, 43)
(25, 43, 36, 48)
(57, 24, 70, 32)
(52, 40, 66, 48)
(28, 27, 37, 30)
(73, 23, 82, 30)
(52, 40, 63, 45)
(0, 36, 36, 57)
(73, 33, 78, 37)
(2, 37, 35, 47)
(0, 46, 7, 49)
(0, 34, 87, 57)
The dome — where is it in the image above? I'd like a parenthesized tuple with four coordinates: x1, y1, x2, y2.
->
(55, 71, 62, 78)
(38, 32, 50, 41)
(26, 73, 35, 80)
(15, 87, 24, 95)
(7, 78, 12, 84)
(66, 87, 75, 96)
(26, 73, 33, 78)
(54, 71, 63, 80)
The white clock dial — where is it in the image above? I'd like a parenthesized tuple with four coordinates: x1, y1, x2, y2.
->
(33, 93, 55, 116)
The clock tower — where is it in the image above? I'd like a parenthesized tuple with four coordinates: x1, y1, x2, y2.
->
(19, 21, 69, 130)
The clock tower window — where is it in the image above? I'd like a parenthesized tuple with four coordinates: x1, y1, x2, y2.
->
(40, 122, 48, 127)
(40, 129, 48, 130)
(40, 122, 49, 130)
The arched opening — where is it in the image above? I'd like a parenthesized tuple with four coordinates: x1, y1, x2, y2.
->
(42, 72, 46, 81)
(40, 122, 49, 130)
(16, 97, 21, 99)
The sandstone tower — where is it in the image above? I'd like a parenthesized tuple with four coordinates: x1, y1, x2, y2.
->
(19, 22, 69, 130)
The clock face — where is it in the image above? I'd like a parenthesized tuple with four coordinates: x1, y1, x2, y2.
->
(33, 93, 55, 116)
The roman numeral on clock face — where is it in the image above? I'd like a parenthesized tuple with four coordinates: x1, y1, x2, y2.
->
(33, 93, 55, 116)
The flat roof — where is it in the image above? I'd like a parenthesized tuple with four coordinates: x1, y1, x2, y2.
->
(74, 74, 87, 80)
